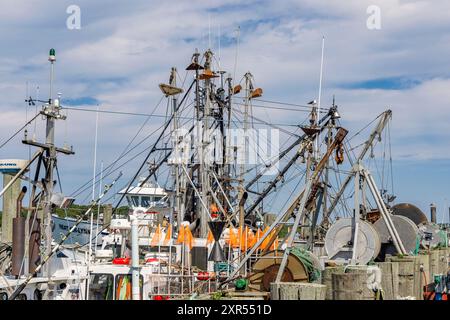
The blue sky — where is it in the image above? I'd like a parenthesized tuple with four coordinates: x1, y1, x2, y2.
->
(1, 0, 450, 222)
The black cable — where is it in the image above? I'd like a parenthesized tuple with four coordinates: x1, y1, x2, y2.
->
(70, 101, 195, 200)
(105, 96, 164, 177)
(0, 112, 40, 149)
(110, 79, 196, 218)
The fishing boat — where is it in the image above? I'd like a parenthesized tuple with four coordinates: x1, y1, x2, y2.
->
(1, 46, 448, 301)
(52, 214, 107, 246)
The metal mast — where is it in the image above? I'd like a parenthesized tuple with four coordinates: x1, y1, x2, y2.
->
(238, 72, 252, 227)
(22, 49, 74, 278)
(160, 67, 184, 227)
(323, 110, 392, 219)
(227, 127, 348, 280)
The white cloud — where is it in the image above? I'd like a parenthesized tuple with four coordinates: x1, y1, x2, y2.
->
(0, 0, 449, 203)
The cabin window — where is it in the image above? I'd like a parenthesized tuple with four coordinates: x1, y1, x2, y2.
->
(154, 196, 163, 202)
(127, 196, 139, 207)
(89, 273, 114, 300)
(115, 274, 143, 300)
(141, 196, 151, 207)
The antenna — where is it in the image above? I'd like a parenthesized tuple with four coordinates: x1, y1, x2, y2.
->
(317, 36, 325, 157)
(49, 48, 56, 102)
(218, 24, 221, 70)
(208, 13, 211, 49)
(94, 160, 104, 251)
(88, 103, 100, 276)
(233, 26, 241, 86)
(92, 104, 100, 201)
(25, 81, 29, 121)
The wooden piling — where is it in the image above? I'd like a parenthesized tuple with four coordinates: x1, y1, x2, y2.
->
(429, 249, 448, 278)
(321, 266, 345, 300)
(270, 282, 326, 300)
(332, 271, 373, 300)
(376, 261, 399, 300)
(388, 256, 420, 299)
(439, 248, 449, 274)
(345, 266, 378, 300)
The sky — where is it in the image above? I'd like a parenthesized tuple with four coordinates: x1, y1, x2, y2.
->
(0, 0, 449, 222)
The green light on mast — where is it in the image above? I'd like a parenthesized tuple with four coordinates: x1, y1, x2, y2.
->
(49, 48, 56, 62)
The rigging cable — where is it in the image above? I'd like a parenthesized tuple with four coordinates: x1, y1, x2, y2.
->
(0, 113, 40, 149)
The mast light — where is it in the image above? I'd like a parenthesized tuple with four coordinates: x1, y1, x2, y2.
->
(49, 48, 56, 62)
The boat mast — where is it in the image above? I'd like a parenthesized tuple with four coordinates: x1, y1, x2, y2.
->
(170, 67, 183, 227)
(321, 97, 335, 230)
(199, 49, 214, 237)
(237, 72, 252, 227)
(44, 49, 57, 276)
(22, 49, 75, 278)
(160, 66, 184, 228)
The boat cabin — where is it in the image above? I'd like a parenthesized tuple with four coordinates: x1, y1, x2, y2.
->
(118, 179, 168, 214)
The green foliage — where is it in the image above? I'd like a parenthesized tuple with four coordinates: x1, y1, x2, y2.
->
(278, 225, 289, 238)
(54, 204, 129, 218)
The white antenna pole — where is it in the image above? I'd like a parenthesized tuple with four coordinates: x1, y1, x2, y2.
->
(25, 81, 29, 122)
(88, 104, 100, 264)
(317, 36, 325, 157)
(208, 13, 211, 49)
(49, 60, 54, 102)
(94, 161, 103, 251)
(233, 26, 241, 85)
(33, 85, 39, 141)
(218, 24, 221, 69)
(91, 104, 100, 200)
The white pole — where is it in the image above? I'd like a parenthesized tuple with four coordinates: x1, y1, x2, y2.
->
(208, 13, 211, 49)
(158, 230, 161, 275)
(218, 24, 221, 70)
(91, 104, 100, 200)
(351, 167, 360, 264)
(227, 238, 231, 277)
(317, 36, 325, 157)
(181, 241, 184, 294)
(168, 236, 172, 295)
(233, 26, 240, 85)
(94, 161, 103, 252)
(88, 104, 100, 259)
(86, 104, 99, 299)
(130, 215, 140, 300)
(244, 228, 248, 276)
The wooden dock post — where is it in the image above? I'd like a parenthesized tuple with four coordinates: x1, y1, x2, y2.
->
(388, 256, 421, 299)
(321, 266, 345, 300)
(438, 248, 449, 274)
(270, 282, 326, 300)
(331, 271, 374, 300)
(376, 261, 399, 300)
(429, 249, 448, 278)
(344, 266, 378, 300)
